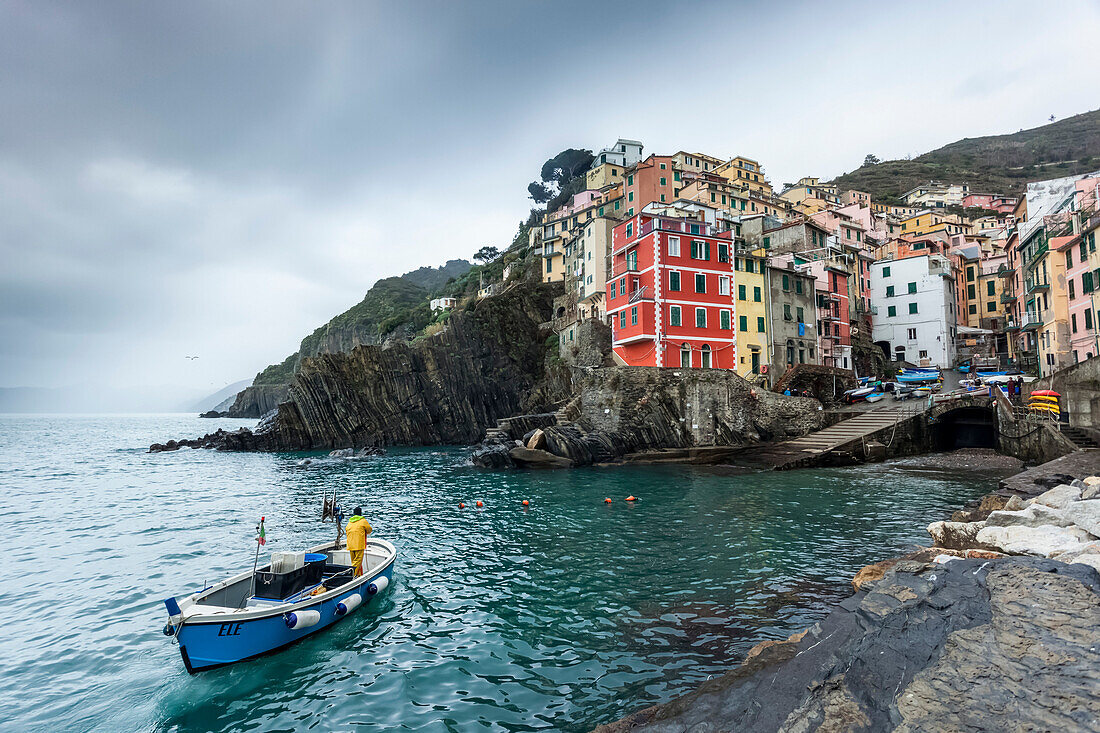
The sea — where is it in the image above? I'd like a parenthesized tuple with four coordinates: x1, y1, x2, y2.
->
(0, 414, 1015, 732)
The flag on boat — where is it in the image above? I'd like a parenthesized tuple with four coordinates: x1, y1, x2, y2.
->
(257, 517, 266, 546)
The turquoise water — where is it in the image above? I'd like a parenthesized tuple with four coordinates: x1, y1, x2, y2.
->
(0, 414, 1012, 732)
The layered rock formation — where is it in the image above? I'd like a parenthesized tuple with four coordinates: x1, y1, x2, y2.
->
(594, 557, 1100, 733)
(474, 367, 825, 468)
(156, 283, 564, 452)
(227, 384, 289, 418)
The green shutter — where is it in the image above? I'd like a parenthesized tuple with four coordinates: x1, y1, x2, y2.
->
(739, 315, 747, 331)
(757, 316, 765, 332)
(738, 284, 746, 300)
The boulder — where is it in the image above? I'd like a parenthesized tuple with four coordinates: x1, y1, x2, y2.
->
(508, 446, 573, 469)
(1062, 499, 1100, 537)
(926, 520, 987, 550)
(984, 504, 1072, 529)
(1004, 495, 1026, 511)
(1056, 543, 1100, 572)
(1028, 483, 1082, 510)
(975, 524, 1096, 557)
(951, 494, 1009, 523)
(852, 559, 897, 591)
(1082, 481, 1100, 501)
(1084, 475, 1100, 486)
(471, 443, 513, 469)
(525, 428, 547, 450)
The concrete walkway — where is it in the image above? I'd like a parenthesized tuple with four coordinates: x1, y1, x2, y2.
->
(740, 404, 921, 470)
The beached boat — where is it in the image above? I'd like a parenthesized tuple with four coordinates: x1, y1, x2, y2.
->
(865, 392, 885, 403)
(843, 386, 876, 403)
(163, 537, 396, 673)
(896, 371, 942, 384)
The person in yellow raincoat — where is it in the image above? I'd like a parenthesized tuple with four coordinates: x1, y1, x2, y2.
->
(344, 507, 373, 577)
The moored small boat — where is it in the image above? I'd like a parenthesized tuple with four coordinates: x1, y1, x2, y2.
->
(163, 537, 396, 673)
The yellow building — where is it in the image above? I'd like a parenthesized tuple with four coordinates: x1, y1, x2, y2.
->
(671, 151, 724, 175)
(899, 210, 972, 237)
(585, 162, 625, 190)
(715, 156, 773, 196)
(733, 246, 770, 378)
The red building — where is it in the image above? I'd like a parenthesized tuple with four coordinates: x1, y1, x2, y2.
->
(606, 212, 737, 368)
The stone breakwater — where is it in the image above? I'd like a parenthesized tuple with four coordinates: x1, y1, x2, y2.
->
(593, 460, 1100, 733)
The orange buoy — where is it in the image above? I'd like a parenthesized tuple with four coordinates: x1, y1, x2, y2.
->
(522, 499, 530, 506)
(604, 498, 612, 504)
(459, 503, 465, 508)
(476, 500, 483, 507)
(625, 495, 637, 502)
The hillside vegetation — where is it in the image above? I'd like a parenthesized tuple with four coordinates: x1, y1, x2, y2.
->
(831, 108, 1100, 203)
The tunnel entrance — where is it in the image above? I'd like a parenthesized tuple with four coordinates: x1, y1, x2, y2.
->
(933, 406, 996, 450)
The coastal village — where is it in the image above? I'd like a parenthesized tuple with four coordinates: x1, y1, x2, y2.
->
(507, 138, 1100, 383)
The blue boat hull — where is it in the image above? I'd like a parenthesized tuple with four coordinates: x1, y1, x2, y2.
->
(175, 559, 395, 673)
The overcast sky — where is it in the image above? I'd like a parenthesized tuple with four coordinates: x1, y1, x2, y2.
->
(3, 1, 1099, 403)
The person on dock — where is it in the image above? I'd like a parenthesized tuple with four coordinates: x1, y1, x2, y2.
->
(345, 507, 373, 577)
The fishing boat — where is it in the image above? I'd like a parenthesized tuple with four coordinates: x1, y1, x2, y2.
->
(896, 371, 942, 384)
(843, 386, 875, 403)
(865, 392, 886, 403)
(162, 494, 396, 673)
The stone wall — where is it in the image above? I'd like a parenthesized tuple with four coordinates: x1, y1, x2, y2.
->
(994, 390, 1078, 463)
(558, 318, 612, 368)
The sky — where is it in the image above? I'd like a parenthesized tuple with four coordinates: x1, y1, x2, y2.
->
(3, 0, 1100, 407)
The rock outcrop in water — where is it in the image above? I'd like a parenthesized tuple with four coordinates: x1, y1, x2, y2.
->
(594, 557, 1100, 733)
(153, 283, 565, 452)
(227, 384, 289, 418)
(473, 367, 825, 468)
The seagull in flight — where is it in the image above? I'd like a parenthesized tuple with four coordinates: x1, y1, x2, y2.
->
(185, 356, 200, 360)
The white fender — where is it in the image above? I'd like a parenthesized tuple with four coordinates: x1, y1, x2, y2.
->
(367, 576, 389, 596)
(285, 609, 321, 629)
(336, 593, 362, 616)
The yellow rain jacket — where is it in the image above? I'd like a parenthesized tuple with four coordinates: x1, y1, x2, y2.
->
(345, 515, 373, 551)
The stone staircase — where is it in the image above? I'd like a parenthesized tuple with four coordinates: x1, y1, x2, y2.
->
(1060, 426, 1098, 450)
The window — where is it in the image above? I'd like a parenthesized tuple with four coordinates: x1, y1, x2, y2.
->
(625, 222, 633, 238)
(739, 315, 748, 331)
(668, 237, 680, 256)
(696, 308, 707, 328)
(967, 267, 975, 282)
(795, 279, 803, 295)
(919, 350, 928, 359)
(719, 276, 731, 296)
(1087, 309, 1094, 329)
(1066, 250, 1073, 268)
(628, 191, 634, 202)
(987, 281, 995, 296)
(796, 306, 805, 322)
(630, 306, 638, 325)
(690, 240, 710, 260)
(908, 282, 917, 294)
(763, 236, 771, 249)
(782, 274, 790, 291)
(660, 177, 667, 186)
(609, 281, 616, 299)
(738, 283, 746, 300)
(746, 259, 755, 273)
(669, 271, 681, 291)
(753, 286, 761, 302)
(886, 285, 895, 297)
(680, 343, 691, 367)
(757, 316, 766, 332)
(1070, 280, 1076, 299)
(907, 328, 917, 340)
(695, 273, 706, 293)
(670, 305, 682, 327)
(618, 311, 625, 329)
(620, 280, 626, 296)
(674, 171, 681, 181)
(969, 304, 977, 314)
(627, 174, 634, 185)
(888, 305, 897, 317)
(659, 163, 666, 170)
(784, 303, 792, 320)
(718, 243, 729, 263)
(700, 344, 711, 368)
(1084, 272, 1095, 293)
(720, 310, 731, 329)
(787, 342, 795, 364)
(908, 302, 918, 314)
(967, 284, 976, 299)
(614, 200, 620, 210)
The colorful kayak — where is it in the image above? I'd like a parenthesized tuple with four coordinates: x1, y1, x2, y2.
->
(163, 537, 396, 673)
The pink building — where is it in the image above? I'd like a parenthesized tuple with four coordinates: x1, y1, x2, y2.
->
(1061, 232, 1099, 361)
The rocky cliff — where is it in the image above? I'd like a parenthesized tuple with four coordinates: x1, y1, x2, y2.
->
(156, 283, 564, 452)
(473, 366, 825, 468)
(227, 384, 290, 418)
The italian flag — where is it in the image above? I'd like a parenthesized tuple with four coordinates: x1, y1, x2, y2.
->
(257, 517, 266, 546)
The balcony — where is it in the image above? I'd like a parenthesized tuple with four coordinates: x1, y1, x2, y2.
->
(1000, 292, 1017, 303)
(1005, 319, 1020, 331)
(1026, 276, 1050, 294)
(628, 286, 653, 303)
(1021, 311, 1044, 330)
(610, 259, 640, 278)
(855, 302, 877, 315)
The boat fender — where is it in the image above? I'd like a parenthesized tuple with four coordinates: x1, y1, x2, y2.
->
(335, 593, 362, 617)
(163, 623, 175, 636)
(367, 576, 390, 596)
(285, 609, 321, 630)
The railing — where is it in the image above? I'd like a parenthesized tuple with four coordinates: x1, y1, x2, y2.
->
(1000, 292, 1017, 303)
(1025, 276, 1050, 294)
(610, 260, 640, 278)
(628, 286, 652, 303)
(1022, 311, 1044, 329)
